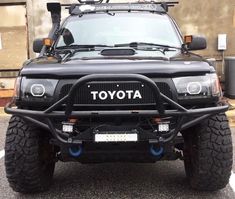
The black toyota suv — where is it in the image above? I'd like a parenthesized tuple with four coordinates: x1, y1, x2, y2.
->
(4, 0, 233, 193)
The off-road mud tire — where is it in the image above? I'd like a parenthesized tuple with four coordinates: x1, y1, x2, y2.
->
(183, 113, 233, 191)
(4, 116, 55, 193)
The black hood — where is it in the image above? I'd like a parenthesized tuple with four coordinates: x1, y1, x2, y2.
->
(20, 55, 214, 78)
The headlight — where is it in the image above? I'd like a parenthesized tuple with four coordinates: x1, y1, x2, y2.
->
(20, 77, 58, 101)
(30, 84, 46, 97)
(173, 73, 221, 99)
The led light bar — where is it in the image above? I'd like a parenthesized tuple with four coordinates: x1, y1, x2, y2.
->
(95, 133, 138, 142)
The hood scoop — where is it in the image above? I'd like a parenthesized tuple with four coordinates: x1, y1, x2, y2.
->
(100, 48, 136, 56)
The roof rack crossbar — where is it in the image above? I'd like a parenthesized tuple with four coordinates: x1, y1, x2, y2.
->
(60, 1, 179, 15)
(60, 1, 179, 5)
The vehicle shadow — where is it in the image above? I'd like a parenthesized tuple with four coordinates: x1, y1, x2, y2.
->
(16, 160, 235, 199)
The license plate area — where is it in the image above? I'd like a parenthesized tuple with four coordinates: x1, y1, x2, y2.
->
(94, 131, 138, 143)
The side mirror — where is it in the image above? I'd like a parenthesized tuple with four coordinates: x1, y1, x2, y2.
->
(184, 35, 207, 51)
(33, 39, 44, 53)
(33, 38, 54, 53)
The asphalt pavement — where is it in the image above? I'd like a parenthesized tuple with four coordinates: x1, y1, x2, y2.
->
(0, 115, 234, 199)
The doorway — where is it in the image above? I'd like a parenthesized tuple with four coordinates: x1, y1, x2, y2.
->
(0, 4, 27, 106)
(0, 4, 27, 70)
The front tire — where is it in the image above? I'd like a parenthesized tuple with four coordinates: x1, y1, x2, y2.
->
(4, 116, 56, 193)
(183, 113, 233, 191)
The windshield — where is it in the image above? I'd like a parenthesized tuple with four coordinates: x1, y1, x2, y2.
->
(56, 13, 182, 48)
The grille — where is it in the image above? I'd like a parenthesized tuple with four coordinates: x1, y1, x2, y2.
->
(59, 81, 172, 105)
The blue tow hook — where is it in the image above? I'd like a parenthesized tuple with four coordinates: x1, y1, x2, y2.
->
(69, 145, 83, 157)
(150, 145, 164, 157)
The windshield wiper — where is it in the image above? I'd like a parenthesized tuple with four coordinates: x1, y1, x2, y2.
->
(55, 44, 112, 62)
(55, 43, 180, 62)
(114, 42, 181, 54)
(56, 44, 111, 50)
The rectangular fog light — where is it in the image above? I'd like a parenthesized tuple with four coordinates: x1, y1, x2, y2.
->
(158, 123, 169, 132)
(62, 124, 74, 133)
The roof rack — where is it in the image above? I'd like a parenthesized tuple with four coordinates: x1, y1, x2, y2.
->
(60, 1, 179, 15)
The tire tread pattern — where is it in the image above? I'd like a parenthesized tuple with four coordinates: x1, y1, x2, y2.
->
(4, 116, 54, 193)
(184, 113, 233, 191)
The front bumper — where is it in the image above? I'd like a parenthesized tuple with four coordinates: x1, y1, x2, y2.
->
(5, 74, 229, 145)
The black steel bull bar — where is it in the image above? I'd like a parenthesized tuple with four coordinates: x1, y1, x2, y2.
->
(4, 74, 229, 145)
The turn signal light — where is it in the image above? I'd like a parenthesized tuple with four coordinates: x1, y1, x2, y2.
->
(211, 73, 221, 97)
(13, 77, 22, 99)
(184, 35, 193, 44)
(43, 38, 53, 47)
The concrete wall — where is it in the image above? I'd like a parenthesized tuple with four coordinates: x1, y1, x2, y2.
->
(0, 27, 27, 69)
(0, 5, 26, 27)
(169, 0, 235, 58)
